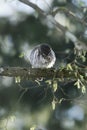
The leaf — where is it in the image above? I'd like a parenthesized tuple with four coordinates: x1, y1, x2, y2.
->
(45, 80, 52, 85)
(79, 74, 84, 81)
(82, 85, 86, 94)
(15, 76, 21, 83)
(0, 68, 4, 73)
(35, 79, 41, 85)
(52, 100, 56, 110)
(19, 52, 25, 58)
(10, 115, 16, 122)
(66, 64, 73, 71)
(81, 55, 86, 62)
(74, 72, 78, 78)
(53, 80, 58, 92)
(74, 79, 81, 89)
(58, 98, 64, 104)
(30, 125, 36, 130)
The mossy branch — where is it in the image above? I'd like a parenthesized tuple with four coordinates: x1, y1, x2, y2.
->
(0, 67, 86, 80)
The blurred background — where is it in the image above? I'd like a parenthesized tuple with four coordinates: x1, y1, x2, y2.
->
(0, 0, 87, 130)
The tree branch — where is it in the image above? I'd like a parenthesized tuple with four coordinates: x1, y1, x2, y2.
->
(52, 8, 87, 26)
(19, 0, 45, 15)
(0, 67, 86, 80)
(19, 0, 87, 51)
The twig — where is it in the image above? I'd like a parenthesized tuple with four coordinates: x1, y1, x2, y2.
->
(19, 0, 45, 15)
(52, 8, 87, 26)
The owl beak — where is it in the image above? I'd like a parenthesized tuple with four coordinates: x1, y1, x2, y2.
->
(47, 56, 51, 61)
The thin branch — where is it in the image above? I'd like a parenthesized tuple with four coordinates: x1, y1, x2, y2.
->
(19, 0, 87, 51)
(19, 0, 66, 32)
(52, 8, 87, 26)
(19, 0, 45, 15)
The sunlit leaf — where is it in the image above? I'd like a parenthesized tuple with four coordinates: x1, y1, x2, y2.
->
(81, 55, 86, 62)
(52, 100, 56, 110)
(79, 74, 84, 81)
(74, 79, 81, 89)
(58, 98, 64, 104)
(35, 79, 41, 85)
(53, 80, 58, 92)
(66, 64, 73, 71)
(15, 76, 21, 83)
(82, 85, 86, 94)
(45, 80, 52, 85)
(19, 52, 25, 58)
(30, 125, 36, 130)
(10, 115, 16, 122)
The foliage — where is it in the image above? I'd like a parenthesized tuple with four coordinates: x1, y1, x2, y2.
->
(0, 0, 87, 130)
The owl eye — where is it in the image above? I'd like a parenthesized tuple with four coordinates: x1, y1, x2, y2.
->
(42, 53, 46, 57)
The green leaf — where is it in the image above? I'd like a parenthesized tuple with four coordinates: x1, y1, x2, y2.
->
(15, 76, 21, 83)
(45, 80, 52, 85)
(66, 64, 73, 71)
(58, 98, 64, 104)
(10, 115, 16, 122)
(74, 79, 81, 89)
(81, 55, 86, 62)
(82, 85, 86, 94)
(53, 80, 58, 92)
(19, 52, 25, 58)
(30, 125, 36, 130)
(52, 100, 56, 110)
